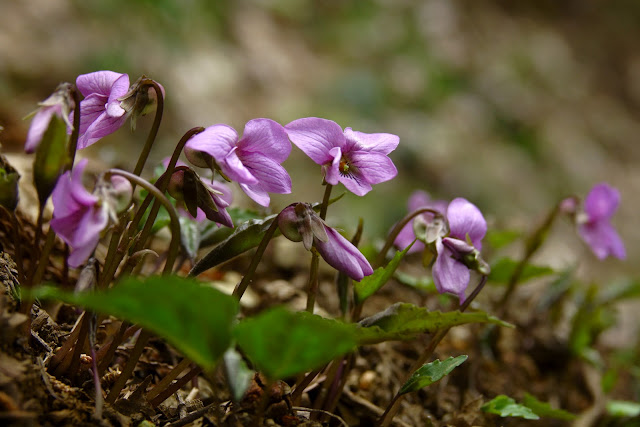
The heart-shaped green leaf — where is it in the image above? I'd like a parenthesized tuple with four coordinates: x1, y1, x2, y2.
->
(399, 355, 468, 395)
(29, 276, 238, 370)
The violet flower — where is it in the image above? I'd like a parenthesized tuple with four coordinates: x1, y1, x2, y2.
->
(394, 191, 448, 254)
(285, 117, 399, 196)
(76, 71, 131, 149)
(576, 183, 626, 260)
(25, 83, 74, 153)
(167, 165, 234, 228)
(432, 198, 488, 303)
(50, 159, 131, 268)
(184, 119, 292, 207)
(278, 203, 373, 281)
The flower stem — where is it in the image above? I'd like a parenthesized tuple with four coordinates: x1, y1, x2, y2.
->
(67, 85, 81, 169)
(132, 80, 164, 177)
(305, 184, 334, 313)
(375, 207, 442, 268)
(377, 275, 487, 427)
(498, 203, 560, 310)
(104, 170, 180, 275)
(231, 216, 281, 300)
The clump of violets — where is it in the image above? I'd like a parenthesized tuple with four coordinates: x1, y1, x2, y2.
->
(25, 83, 74, 153)
(394, 190, 448, 254)
(184, 119, 292, 207)
(285, 117, 399, 196)
(562, 182, 626, 260)
(278, 203, 373, 281)
(50, 159, 132, 268)
(431, 198, 489, 303)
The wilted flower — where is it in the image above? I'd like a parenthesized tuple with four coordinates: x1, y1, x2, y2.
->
(184, 119, 292, 207)
(76, 72, 163, 149)
(573, 183, 626, 260)
(25, 83, 74, 153)
(50, 159, 132, 268)
(394, 191, 448, 254)
(167, 165, 233, 228)
(278, 203, 373, 281)
(432, 198, 489, 303)
(285, 117, 399, 196)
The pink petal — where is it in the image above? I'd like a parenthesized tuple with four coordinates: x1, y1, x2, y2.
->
(446, 198, 486, 249)
(185, 124, 238, 165)
(77, 93, 109, 135)
(343, 128, 399, 155)
(349, 151, 398, 185)
(25, 105, 58, 153)
(324, 146, 342, 186)
(240, 152, 292, 195)
(285, 117, 345, 165)
(222, 149, 258, 185)
(578, 222, 626, 260)
(76, 71, 127, 97)
(433, 239, 470, 303)
(77, 112, 128, 149)
(239, 183, 270, 207)
(238, 119, 291, 163)
(584, 183, 620, 222)
(107, 73, 131, 104)
(315, 226, 373, 281)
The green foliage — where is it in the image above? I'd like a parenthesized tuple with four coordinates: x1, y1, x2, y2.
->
(485, 229, 522, 250)
(489, 257, 555, 285)
(354, 243, 413, 304)
(179, 216, 200, 261)
(481, 395, 540, 420)
(597, 279, 640, 305)
(234, 308, 356, 379)
(356, 303, 513, 345)
(393, 271, 436, 293)
(29, 276, 238, 370)
(34, 115, 69, 206)
(606, 400, 640, 417)
(189, 213, 280, 277)
(399, 355, 467, 395)
(522, 393, 576, 421)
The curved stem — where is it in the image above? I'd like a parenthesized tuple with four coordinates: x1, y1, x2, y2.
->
(132, 80, 164, 177)
(67, 85, 81, 170)
(498, 204, 560, 309)
(231, 216, 280, 300)
(377, 275, 488, 427)
(104, 169, 180, 275)
(375, 207, 442, 268)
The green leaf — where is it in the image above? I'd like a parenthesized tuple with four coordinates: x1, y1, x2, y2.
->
(394, 271, 436, 293)
(399, 355, 467, 395)
(606, 400, 640, 417)
(29, 276, 238, 370)
(234, 308, 356, 380)
(485, 229, 521, 250)
(481, 395, 539, 420)
(190, 214, 280, 277)
(354, 243, 413, 304)
(199, 208, 264, 248)
(33, 115, 69, 206)
(356, 303, 513, 345)
(598, 279, 640, 305)
(522, 393, 576, 420)
(489, 257, 555, 285)
(223, 347, 254, 402)
(179, 216, 201, 261)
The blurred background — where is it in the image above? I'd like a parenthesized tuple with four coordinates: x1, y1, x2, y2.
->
(1, 0, 638, 277)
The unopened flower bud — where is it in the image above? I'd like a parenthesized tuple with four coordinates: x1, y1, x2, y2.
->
(278, 203, 328, 250)
(0, 154, 20, 211)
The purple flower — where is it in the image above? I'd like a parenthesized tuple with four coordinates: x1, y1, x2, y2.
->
(25, 83, 74, 153)
(167, 165, 234, 228)
(285, 117, 399, 196)
(577, 183, 626, 260)
(184, 119, 292, 207)
(50, 159, 110, 268)
(432, 198, 487, 303)
(394, 191, 448, 254)
(76, 71, 131, 149)
(278, 203, 373, 281)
